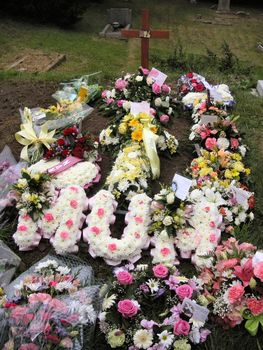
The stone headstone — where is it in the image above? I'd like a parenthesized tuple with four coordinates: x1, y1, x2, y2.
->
(100, 8, 132, 39)
(217, 0, 230, 12)
(256, 80, 263, 96)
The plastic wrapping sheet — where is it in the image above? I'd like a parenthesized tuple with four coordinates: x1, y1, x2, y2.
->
(0, 240, 21, 288)
(5, 254, 94, 298)
(0, 146, 17, 175)
(2, 255, 101, 349)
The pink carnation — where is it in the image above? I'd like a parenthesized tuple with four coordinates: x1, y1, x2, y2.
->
(228, 284, 244, 304)
(60, 231, 69, 240)
(254, 262, 263, 281)
(152, 82, 162, 94)
(141, 67, 150, 75)
(153, 264, 169, 278)
(176, 284, 193, 300)
(173, 319, 190, 335)
(161, 247, 171, 256)
(90, 226, 101, 235)
(247, 298, 263, 316)
(28, 293, 52, 304)
(108, 243, 117, 251)
(205, 137, 217, 150)
(106, 98, 114, 105)
(70, 200, 78, 209)
(97, 208, 105, 217)
(65, 219, 73, 228)
(18, 225, 28, 232)
(101, 90, 109, 99)
(230, 138, 239, 149)
(115, 79, 127, 91)
(135, 216, 143, 224)
(117, 299, 139, 318)
(116, 271, 133, 285)
(44, 213, 54, 222)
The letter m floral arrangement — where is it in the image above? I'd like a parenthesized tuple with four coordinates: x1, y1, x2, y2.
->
(99, 263, 211, 349)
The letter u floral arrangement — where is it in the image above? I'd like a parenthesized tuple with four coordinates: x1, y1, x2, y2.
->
(0, 67, 262, 350)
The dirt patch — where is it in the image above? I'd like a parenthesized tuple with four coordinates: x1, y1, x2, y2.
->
(0, 79, 193, 276)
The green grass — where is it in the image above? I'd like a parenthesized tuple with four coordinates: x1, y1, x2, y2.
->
(1, 1, 263, 349)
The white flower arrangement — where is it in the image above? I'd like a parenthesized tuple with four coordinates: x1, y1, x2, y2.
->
(83, 189, 152, 265)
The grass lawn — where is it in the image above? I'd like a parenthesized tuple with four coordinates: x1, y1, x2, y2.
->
(0, 0, 263, 349)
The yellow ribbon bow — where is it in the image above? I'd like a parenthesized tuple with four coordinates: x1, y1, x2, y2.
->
(15, 108, 56, 162)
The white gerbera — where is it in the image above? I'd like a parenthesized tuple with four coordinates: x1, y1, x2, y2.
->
(56, 266, 71, 275)
(158, 330, 174, 347)
(55, 281, 73, 292)
(146, 279, 159, 293)
(102, 294, 117, 311)
(133, 329, 153, 349)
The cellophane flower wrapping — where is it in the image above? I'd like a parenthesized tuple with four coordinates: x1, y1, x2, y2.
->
(0, 240, 21, 288)
(2, 254, 101, 350)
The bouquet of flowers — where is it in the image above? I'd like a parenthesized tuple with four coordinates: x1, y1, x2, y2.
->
(198, 238, 263, 336)
(178, 72, 206, 96)
(13, 169, 53, 221)
(3, 257, 99, 350)
(99, 263, 210, 349)
(44, 125, 99, 162)
(100, 67, 175, 123)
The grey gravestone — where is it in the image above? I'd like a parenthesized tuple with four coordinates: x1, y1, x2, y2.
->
(256, 80, 263, 96)
(100, 8, 132, 39)
(217, 0, 230, 12)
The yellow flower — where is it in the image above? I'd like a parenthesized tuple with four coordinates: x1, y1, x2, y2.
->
(118, 123, 127, 134)
(225, 169, 233, 179)
(123, 114, 131, 123)
(199, 167, 213, 176)
(233, 161, 244, 172)
(131, 129, 143, 141)
(232, 153, 242, 161)
(33, 174, 40, 181)
(150, 126, 158, 134)
(245, 168, 251, 175)
(129, 119, 140, 127)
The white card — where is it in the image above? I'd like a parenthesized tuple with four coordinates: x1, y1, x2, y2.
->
(172, 174, 193, 200)
(149, 68, 167, 86)
(231, 185, 252, 206)
(199, 114, 218, 126)
(130, 101, 150, 116)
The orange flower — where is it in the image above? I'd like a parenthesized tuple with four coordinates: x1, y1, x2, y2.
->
(129, 119, 140, 128)
(150, 126, 158, 134)
(131, 129, 143, 141)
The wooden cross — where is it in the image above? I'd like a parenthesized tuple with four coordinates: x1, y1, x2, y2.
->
(121, 9, 170, 69)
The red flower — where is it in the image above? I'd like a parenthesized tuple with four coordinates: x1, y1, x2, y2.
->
(45, 334, 60, 344)
(195, 83, 205, 92)
(61, 149, 70, 158)
(186, 72, 194, 78)
(63, 127, 78, 136)
(57, 138, 65, 146)
(45, 149, 54, 159)
(77, 136, 87, 143)
(248, 195, 255, 209)
(72, 145, 84, 159)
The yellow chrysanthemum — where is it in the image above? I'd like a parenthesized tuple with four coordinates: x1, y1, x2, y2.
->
(129, 119, 140, 127)
(118, 123, 127, 134)
(131, 129, 143, 141)
(233, 161, 244, 172)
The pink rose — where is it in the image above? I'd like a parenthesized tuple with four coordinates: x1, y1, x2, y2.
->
(19, 344, 39, 350)
(115, 79, 127, 91)
(175, 284, 193, 300)
(254, 262, 263, 281)
(150, 108, 156, 116)
(160, 114, 170, 124)
(141, 67, 150, 75)
(117, 100, 125, 108)
(205, 137, 217, 150)
(153, 264, 169, 278)
(228, 284, 244, 304)
(173, 319, 190, 335)
(116, 271, 133, 285)
(152, 82, 162, 94)
(106, 98, 114, 105)
(230, 138, 239, 149)
(28, 293, 52, 304)
(247, 298, 263, 316)
(162, 84, 171, 94)
(117, 299, 139, 318)
(101, 90, 109, 99)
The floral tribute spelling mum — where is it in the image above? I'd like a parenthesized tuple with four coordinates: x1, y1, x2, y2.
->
(100, 67, 176, 124)
(99, 263, 210, 349)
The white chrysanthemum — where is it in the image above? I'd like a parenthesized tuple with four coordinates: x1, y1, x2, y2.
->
(158, 330, 174, 347)
(133, 329, 153, 349)
(135, 75, 143, 82)
(55, 281, 73, 292)
(35, 259, 58, 271)
(117, 180, 130, 192)
(135, 264, 148, 271)
(157, 135, 167, 150)
(217, 137, 230, 150)
(56, 266, 71, 275)
(102, 294, 117, 311)
(146, 279, 159, 293)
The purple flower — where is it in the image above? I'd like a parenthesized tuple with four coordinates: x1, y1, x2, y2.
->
(128, 347, 139, 350)
(200, 328, 211, 343)
(140, 319, 158, 329)
(165, 275, 180, 290)
(171, 304, 182, 318)
(149, 344, 166, 350)
(139, 284, 150, 293)
(155, 288, 165, 298)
